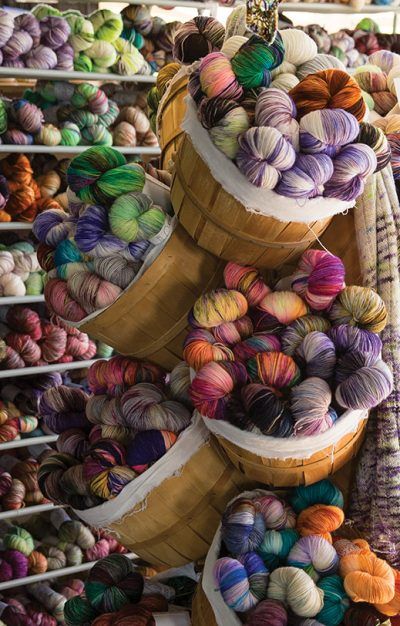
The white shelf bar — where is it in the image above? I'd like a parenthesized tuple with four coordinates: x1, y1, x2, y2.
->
(0, 553, 138, 590)
(0, 223, 33, 231)
(0, 67, 156, 84)
(0, 359, 102, 379)
(0, 435, 58, 451)
(0, 295, 45, 306)
(0, 503, 62, 521)
(280, 2, 399, 12)
(0, 145, 161, 156)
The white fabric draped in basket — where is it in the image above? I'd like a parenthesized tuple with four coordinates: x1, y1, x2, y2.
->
(200, 409, 368, 459)
(182, 97, 355, 222)
(74, 414, 209, 527)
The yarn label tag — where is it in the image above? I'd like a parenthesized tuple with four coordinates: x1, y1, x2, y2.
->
(394, 78, 400, 105)
(149, 214, 174, 245)
(154, 613, 191, 626)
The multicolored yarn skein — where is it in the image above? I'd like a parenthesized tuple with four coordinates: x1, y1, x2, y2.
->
(212, 481, 400, 625)
(35, 145, 173, 323)
(188, 254, 392, 439)
(38, 356, 192, 507)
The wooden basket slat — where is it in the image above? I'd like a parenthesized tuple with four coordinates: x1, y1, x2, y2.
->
(80, 224, 223, 368)
(192, 582, 218, 626)
(171, 135, 333, 268)
(158, 75, 188, 170)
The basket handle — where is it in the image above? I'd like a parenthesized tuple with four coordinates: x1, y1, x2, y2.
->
(246, 0, 282, 43)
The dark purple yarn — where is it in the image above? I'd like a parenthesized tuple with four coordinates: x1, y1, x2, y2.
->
(329, 324, 382, 357)
(0, 602, 36, 626)
(40, 16, 70, 50)
(250, 308, 285, 334)
(126, 430, 174, 466)
(2, 56, 24, 68)
(276, 153, 334, 200)
(0, 550, 29, 581)
(41, 411, 90, 434)
(75, 205, 126, 257)
(240, 383, 294, 437)
(14, 13, 41, 47)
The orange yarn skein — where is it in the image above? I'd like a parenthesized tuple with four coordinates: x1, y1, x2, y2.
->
(289, 69, 367, 121)
(296, 504, 344, 542)
(375, 569, 400, 616)
(340, 551, 395, 604)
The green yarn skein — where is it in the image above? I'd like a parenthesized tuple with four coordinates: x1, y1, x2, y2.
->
(32, 3, 62, 18)
(66, 15, 95, 52)
(109, 192, 166, 242)
(0, 100, 8, 135)
(291, 480, 344, 514)
(74, 53, 93, 73)
(61, 122, 81, 147)
(4, 527, 35, 556)
(316, 575, 350, 626)
(80, 124, 113, 146)
(64, 595, 97, 626)
(90, 9, 123, 43)
(231, 34, 285, 89)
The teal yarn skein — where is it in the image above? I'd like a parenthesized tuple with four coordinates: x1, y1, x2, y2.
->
(231, 33, 285, 89)
(291, 480, 344, 514)
(316, 575, 350, 626)
(257, 529, 299, 571)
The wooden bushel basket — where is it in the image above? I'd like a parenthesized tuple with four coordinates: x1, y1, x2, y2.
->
(202, 410, 368, 488)
(74, 418, 251, 567)
(171, 133, 335, 269)
(192, 581, 217, 626)
(158, 74, 188, 171)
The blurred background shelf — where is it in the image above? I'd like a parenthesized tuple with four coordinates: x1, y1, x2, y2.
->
(0, 359, 106, 379)
(0, 502, 63, 521)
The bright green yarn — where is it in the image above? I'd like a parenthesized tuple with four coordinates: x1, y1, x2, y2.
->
(356, 17, 380, 32)
(67, 146, 145, 205)
(81, 124, 113, 146)
(257, 529, 299, 571)
(69, 110, 98, 130)
(90, 9, 123, 43)
(114, 38, 146, 76)
(61, 122, 81, 147)
(66, 15, 95, 53)
(86, 40, 117, 68)
(92, 65, 111, 74)
(74, 53, 93, 73)
(316, 575, 350, 626)
(64, 595, 98, 626)
(109, 192, 166, 242)
(32, 3, 61, 18)
(0, 100, 7, 135)
(4, 527, 34, 556)
(291, 480, 344, 514)
(362, 89, 376, 111)
(231, 34, 284, 89)
(25, 272, 44, 296)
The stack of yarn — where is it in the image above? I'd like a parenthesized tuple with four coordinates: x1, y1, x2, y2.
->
(0, 454, 47, 511)
(0, 153, 65, 223)
(121, 4, 181, 72)
(0, 400, 39, 445)
(0, 241, 44, 297)
(63, 553, 193, 626)
(0, 578, 85, 625)
(213, 480, 400, 624)
(34, 145, 173, 323)
(37, 355, 193, 508)
(0, 6, 152, 76)
(299, 25, 368, 69)
(188, 21, 386, 200)
(0, 81, 154, 149)
(188, 252, 393, 438)
(0, 306, 99, 369)
(0, 513, 127, 584)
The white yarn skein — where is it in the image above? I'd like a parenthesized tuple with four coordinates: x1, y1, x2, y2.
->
(296, 54, 345, 81)
(271, 73, 299, 92)
(221, 35, 248, 60)
(0, 251, 15, 277)
(287, 535, 339, 582)
(280, 29, 317, 66)
(271, 60, 297, 78)
(267, 567, 324, 617)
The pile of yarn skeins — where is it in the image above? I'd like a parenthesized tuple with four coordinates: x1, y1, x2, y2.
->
(0, 6, 153, 76)
(0, 400, 39, 446)
(0, 511, 127, 585)
(37, 354, 192, 509)
(63, 553, 194, 626)
(0, 305, 104, 370)
(188, 253, 393, 438)
(0, 80, 157, 148)
(0, 454, 48, 512)
(187, 17, 391, 201)
(0, 577, 85, 625)
(0, 240, 44, 297)
(0, 153, 67, 223)
(213, 480, 400, 625)
(33, 145, 173, 324)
